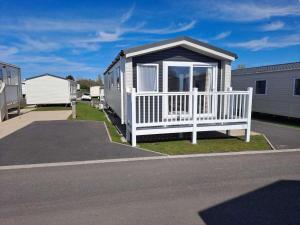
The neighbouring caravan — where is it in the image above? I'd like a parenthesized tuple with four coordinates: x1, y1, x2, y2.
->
(103, 36, 254, 146)
(90, 85, 104, 98)
(26, 74, 77, 105)
(90, 86, 100, 97)
(0, 61, 22, 121)
(232, 62, 300, 119)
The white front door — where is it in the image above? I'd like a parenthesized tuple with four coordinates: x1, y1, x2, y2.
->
(162, 61, 218, 118)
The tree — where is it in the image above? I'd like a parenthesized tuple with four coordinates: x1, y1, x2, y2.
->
(66, 75, 75, 81)
(76, 78, 103, 91)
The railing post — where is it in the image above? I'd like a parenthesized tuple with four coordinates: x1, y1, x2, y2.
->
(192, 88, 198, 144)
(226, 87, 232, 136)
(3, 84, 8, 121)
(131, 88, 137, 147)
(245, 87, 253, 142)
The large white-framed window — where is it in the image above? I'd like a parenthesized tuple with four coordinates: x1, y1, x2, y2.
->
(136, 63, 159, 93)
(255, 80, 267, 95)
(162, 61, 218, 118)
(162, 61, 218, 92)
(294, 78, 300, 96)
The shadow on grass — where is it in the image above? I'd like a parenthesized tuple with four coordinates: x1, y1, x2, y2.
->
(199, 180, 300, 225)
(136, 131, 239, 144)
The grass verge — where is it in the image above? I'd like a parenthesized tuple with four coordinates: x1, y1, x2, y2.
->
(72, 102, 271, 154)
(139, 135, 271, 155)
(71, 102, 123, 143)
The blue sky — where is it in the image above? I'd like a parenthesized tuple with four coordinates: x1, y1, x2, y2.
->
(0, 0, 300, 80)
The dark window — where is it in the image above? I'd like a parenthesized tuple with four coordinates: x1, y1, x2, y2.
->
(295, 79, 300, 96)
(255, 80, 266, 94)
(0, 68, 3, 81)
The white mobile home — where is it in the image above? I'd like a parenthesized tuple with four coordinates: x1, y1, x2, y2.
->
(26, 74, 77, 105)
(103, 36, 253, 146)
(232, 62, 300, 119)
(90, 86, 100, 97)
(0, 61, 22, 122)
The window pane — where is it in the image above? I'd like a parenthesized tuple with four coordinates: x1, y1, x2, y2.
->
(256, 80, 266, 94)
(0, 68, 3, 81)
(193, 67, 209, 91)
(168, 66, 190, 92)
(138, 65, 157, 92)
(295, 79, 300, 95)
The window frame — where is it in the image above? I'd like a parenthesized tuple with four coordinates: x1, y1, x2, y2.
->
(293, 78, 300, 96)
(136, 63, 159, 93)
(116, 66, 121, 91)
(255, 80, 267, 95)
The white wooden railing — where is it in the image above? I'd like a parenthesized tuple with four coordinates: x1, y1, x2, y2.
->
(0, 83, 7, 122)
(0, 83, 20, 122)
(126, 87, 253, 146)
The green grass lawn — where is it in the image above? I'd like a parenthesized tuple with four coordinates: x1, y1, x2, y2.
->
(73, 102, 123, 143)
(72, 102, 271, 154)
(139, 135, 271, 155)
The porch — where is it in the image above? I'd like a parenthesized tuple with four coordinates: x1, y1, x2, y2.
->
(0, 83, 21, 122)
(126, 87, 253, 147)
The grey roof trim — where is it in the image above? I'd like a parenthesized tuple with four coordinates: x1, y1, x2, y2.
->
(26, 73, 67, 81)
(0, 61, 20, 69)
(103, 36, 237, 75)
(103, 51, 125, 75)
(124, 36, 238, 58)
(232, 62, 300, 76)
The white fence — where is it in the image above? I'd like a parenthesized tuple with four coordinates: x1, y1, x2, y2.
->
(126, 87, 253, 146)
(0, 83, 6, 121)
(0, 84, 20, 122)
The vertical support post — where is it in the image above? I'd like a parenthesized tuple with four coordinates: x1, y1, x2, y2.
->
(245, 87, 253, 142)
(192, 88, 198, 144)
(226, 87, 232, 136)
(71, 98, 76, 119)
(17, 84, 20, 115)
(131, 88, 137, 147)
(3, 84, 8, 120)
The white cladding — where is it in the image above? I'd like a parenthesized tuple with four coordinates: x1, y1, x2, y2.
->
(232, 69, 300, 118)
(104, 58, 125, 122)
(90, 86, 100, 97)
(26, 75, 76, 104)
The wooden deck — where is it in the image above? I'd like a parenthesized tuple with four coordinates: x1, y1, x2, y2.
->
(126, 88, 253, 146)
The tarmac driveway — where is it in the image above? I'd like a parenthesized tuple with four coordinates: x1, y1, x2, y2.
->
(252, 120, 300, 150)
(0, 120, 158, 166)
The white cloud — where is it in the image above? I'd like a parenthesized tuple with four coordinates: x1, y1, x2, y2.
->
(19, 36, 61, 52)
(228, 33, 300, 51)
(188, 0, 300, 22)
(121, 5, 135, 23)
(260, 21, 285, 31)
(139, 20, 196, 34)
(0, 45, 18, 57)
(213, 31, 231, 40)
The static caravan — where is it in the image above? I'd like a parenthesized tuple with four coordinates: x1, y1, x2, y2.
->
(103, 36, 253, 146)
(0, 61, 22, 121)
(90, 86, 100, 98)
(26, 74, 77, 105)
(232, 62, 300, 119)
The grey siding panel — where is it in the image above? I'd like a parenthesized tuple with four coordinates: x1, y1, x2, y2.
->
(232, 69, 300, 118)
(132, 46, 221, 92)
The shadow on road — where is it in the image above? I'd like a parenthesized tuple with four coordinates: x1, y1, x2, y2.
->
(199, 180, 300, 225)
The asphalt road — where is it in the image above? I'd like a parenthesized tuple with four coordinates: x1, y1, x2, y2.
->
(252, 119, 300, 149)
(0, 120, 158, 166)
(1, 151, 300, 225)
